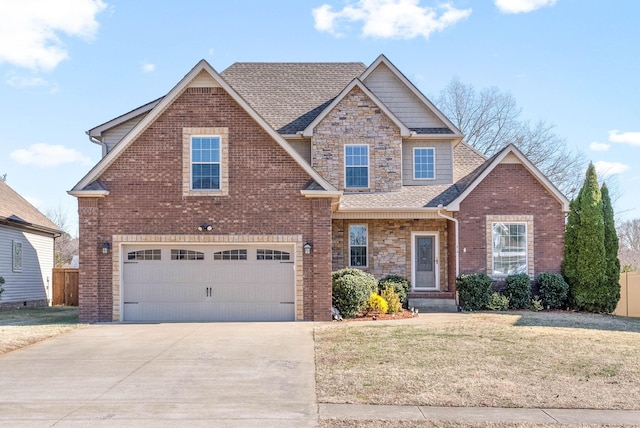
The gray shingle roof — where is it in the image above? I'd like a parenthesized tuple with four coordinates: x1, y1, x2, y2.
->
(221, 62, 366, 134)
(0, 180, 60, 233)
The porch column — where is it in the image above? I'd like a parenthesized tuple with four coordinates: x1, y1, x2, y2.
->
(311, 198, 332, 321)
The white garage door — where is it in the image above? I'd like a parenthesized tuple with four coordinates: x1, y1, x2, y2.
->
(121, 244, 295, 322)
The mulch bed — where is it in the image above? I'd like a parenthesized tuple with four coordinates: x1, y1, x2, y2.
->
(340, 309, 416, 322)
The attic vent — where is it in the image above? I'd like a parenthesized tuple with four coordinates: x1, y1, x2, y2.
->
(187, 87, 212, 94)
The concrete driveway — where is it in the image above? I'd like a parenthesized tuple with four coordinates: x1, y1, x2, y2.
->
(0, 322, 317, 427)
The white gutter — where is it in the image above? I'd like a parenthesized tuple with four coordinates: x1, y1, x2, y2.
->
(437, 204, 460, 309)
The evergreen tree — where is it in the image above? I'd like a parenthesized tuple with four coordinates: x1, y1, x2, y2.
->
(564, 163, 606, 311)
(561, 197, 580, 287)
(601, 183, 621, 312)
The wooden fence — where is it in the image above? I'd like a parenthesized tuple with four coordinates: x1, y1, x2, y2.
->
(614, 271, 640, 318)
(52, 268, 79, 306)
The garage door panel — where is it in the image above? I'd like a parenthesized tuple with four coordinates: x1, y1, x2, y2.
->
(122, 245, 296, 322)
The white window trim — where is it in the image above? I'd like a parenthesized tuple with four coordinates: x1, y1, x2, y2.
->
(190, 135, 221, 191)
(344, 144, 370, 189)
(182, 127, 229, 197)
(413, 147, 436, 180)
(486, 215, 534, 278)
(348, 224, 368, 268)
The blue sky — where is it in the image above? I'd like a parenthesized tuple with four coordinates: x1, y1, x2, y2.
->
(1, 0, 638, 234)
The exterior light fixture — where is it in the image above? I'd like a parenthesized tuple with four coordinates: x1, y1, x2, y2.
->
(198, 224, 213, 232)
(102, 242, 111, 254)
(304, 242, 312, 255)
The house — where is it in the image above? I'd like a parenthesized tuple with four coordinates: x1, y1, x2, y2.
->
(0, 180, 61, 308)
(69, 55, 569, 323)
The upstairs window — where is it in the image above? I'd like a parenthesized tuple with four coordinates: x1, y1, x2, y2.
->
(413, 147, 435, 180)
(345, 145, 369, 188)
(191, 136, 221, 190)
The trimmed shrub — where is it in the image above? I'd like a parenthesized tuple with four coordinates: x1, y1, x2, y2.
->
(332, 268, 378, 318)
(380, 286, 402, 314)
(537, 273, 569, 309)
(378, 275, 411, 305)
(456, 274, 493, 311)
(504, 273, 532, 309)
(486, 292, 509, 311)
(367, 293, 388, 314)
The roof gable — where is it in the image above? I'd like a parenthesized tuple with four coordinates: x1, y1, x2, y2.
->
(0, 180, 61, 234)
(361, 55, 463, 140)
(302, 79, 410, 137)
(71, 60, 338, 194)
(446, 144, 570, 212)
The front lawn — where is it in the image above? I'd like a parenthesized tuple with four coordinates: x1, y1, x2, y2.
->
(0, 306, 83, 355)
(315, 311, 640, 410)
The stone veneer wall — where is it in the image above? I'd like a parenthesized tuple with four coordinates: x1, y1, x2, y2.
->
(311, 86, 402, 192)
(332, 218, 449, 290)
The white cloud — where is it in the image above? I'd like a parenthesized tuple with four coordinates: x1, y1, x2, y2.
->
(494, 0, 556, 14)
(141, 63, 156, 73)
(609, 130, 640, 146)
(312, 0, 472, 39)
(10, 143, 92, 167)
(4, 71, 60, 93)
(589, 141, 610, 152)
(594, 161, 630, 177)
(0, 0, 107, 72)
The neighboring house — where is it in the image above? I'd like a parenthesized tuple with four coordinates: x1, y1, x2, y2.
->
(0, 180, 61, 308)
(69, 55, 569, 323)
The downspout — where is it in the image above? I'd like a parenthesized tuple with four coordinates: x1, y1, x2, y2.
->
(437, 204, 460, 309)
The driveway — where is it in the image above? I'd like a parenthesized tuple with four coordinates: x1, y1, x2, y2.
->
(0, 322, 317, 427)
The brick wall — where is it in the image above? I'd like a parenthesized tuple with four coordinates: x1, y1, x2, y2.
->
(311, 86, 402, 192)
(77, 87, 331, 322)
(457, 163, 566, 279)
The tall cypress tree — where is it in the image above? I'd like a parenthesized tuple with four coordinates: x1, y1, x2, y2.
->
(601, 183, 621, 312)
(565, 163, 606, 311)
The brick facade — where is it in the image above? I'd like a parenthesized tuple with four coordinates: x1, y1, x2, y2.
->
(77, 87, 332, 322)
(456, 163, 566, 279)
(311, 86, 402, 192)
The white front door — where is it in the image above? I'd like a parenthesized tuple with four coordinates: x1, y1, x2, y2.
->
(412, 233, 438, 290)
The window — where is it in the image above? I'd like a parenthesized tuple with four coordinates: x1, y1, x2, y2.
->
(257, 249, 290, 260)
(213, 249, 247, 260)
(191, 136, 221, 190)
(492, 222, 527, 276)
(171, 249, 204, 260)
(349, 225, 367, 267)
(413, 147, 435, 179)
(12, 241, 22, 272)
(127, 249, 161, 261)
(345, 145, 369, 188)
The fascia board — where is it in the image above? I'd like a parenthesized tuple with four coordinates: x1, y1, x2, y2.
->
(67, 190, 110, 198)
(446, 144, 570, 212)
(302, 78, 411, 137)
(361, 54, 464, 139)
(72, 60, 337, 193)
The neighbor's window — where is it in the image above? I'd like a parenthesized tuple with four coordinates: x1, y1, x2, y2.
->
(349, 224, 368, 267)
(413, 147, 435, 179)
(191, 136, 221, 190)
(345, 145, 369, 188)
(492, 222, 527, 276)
(12, 241, 22, 272)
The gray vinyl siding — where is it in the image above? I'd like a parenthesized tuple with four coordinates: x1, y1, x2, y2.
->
(0, 226, 54, 304)
(102, 114, 147, 154)
(288, 139, 311, 163)
(402, 141, 454, 185)
(363, 63, 446, 129)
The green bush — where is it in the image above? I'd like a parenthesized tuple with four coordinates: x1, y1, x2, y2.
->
(486, 292, 509, 311)
(537, 273, 569, 309)
(332, 268, 378, 318)
(367, 293, 389, 314)
(504, 273, 532, 309)
(380, 286, 402, 314)
(378, 275, 411, 305)
(456, 274, 493, 311)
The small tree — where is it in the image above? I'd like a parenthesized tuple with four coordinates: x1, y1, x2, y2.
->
(601, 183, 621, 312)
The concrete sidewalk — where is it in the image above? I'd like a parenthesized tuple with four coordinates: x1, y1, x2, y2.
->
(320, 403, 640, 425)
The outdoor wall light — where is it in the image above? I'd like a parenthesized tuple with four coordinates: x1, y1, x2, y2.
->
(102, 241, 111, 254)
(304, 242, 313, 255)
(198, 224, 213, 232)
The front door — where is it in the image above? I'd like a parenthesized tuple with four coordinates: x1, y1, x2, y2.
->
(413, 234, 438, 290)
